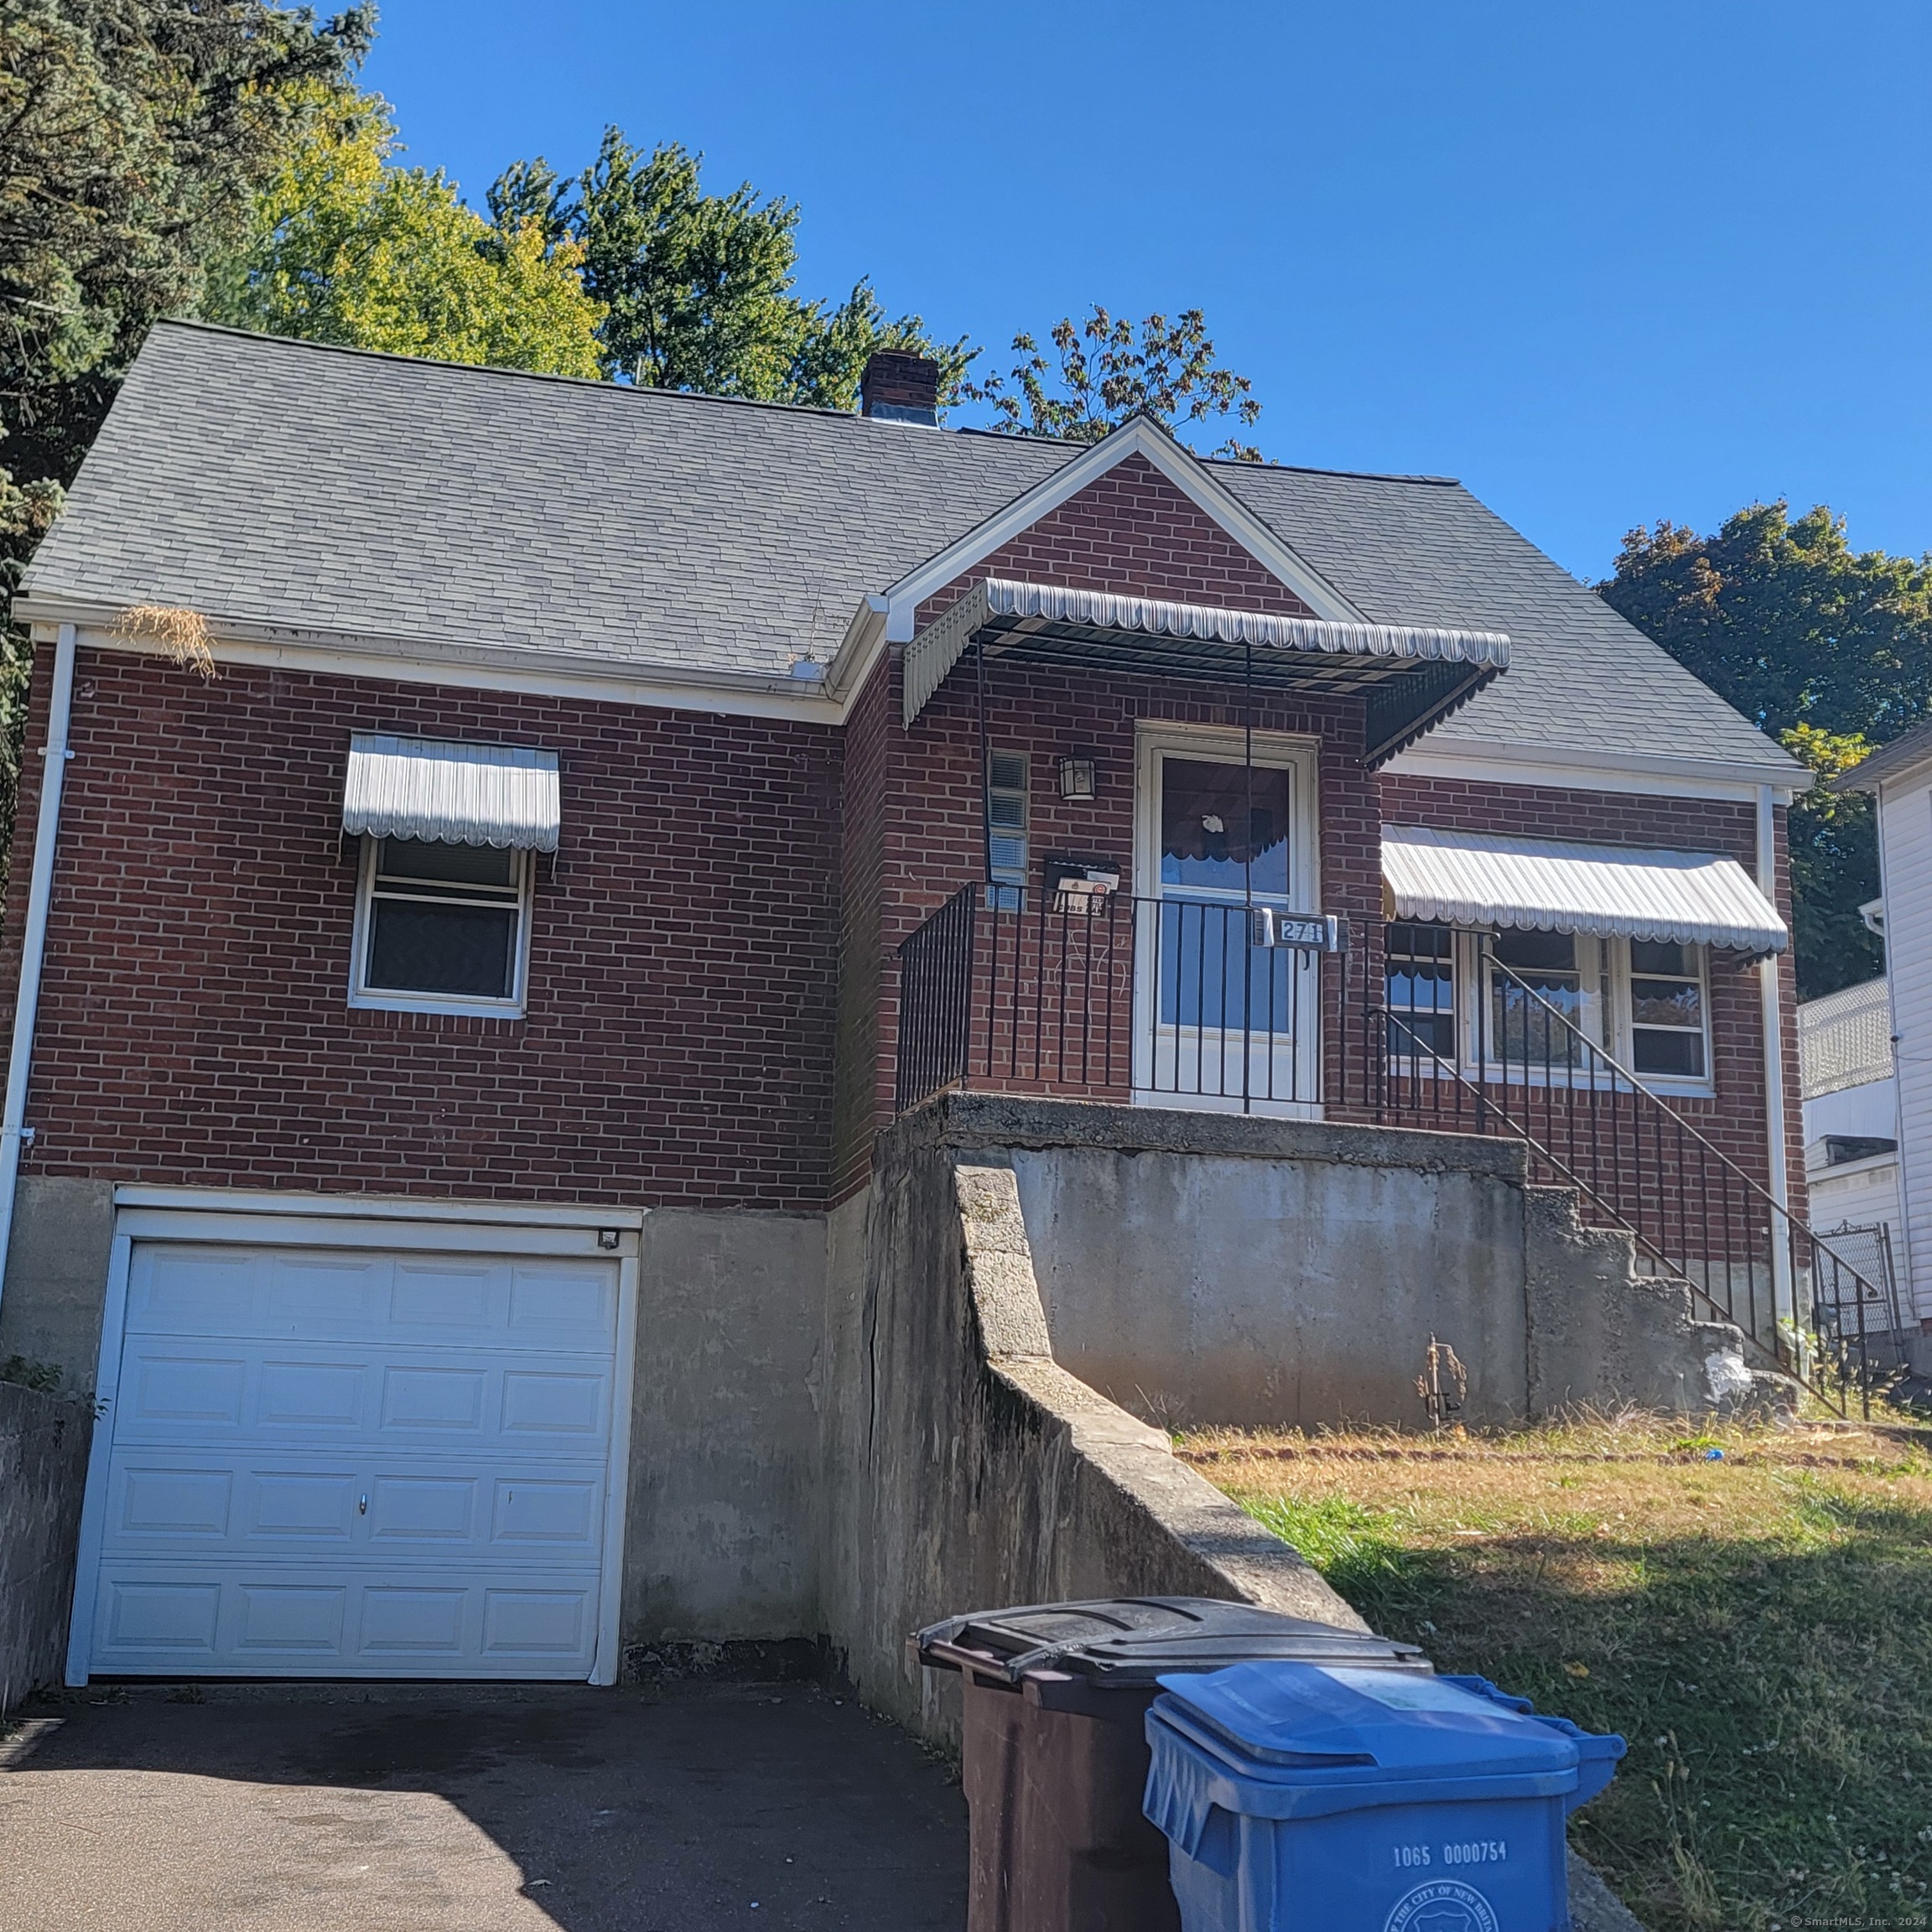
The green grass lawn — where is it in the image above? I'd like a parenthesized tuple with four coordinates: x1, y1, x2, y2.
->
(1182, 1415, 1932, 1932)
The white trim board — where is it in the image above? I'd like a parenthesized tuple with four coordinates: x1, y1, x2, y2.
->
(39, 618, 847, 728)
(112, 1185, 647, 1229)
(1384, 740, 1801, 804)
(111, 1208, 636, 1258)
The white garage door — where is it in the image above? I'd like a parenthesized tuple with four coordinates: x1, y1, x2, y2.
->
(80, 1239, 622, 1679)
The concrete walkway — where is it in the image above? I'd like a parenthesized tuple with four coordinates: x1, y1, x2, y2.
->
(0, 1682, 966, 1932)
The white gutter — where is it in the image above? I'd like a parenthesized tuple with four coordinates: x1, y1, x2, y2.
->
(1757, 783, 1794, 1332)
(0, 622, 77, 1317)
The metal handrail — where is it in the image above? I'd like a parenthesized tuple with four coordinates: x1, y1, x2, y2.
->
(893, 883, 1327, 1114)
(894, 885, 1891, 1415)
(1369, 953, 1882, 1415)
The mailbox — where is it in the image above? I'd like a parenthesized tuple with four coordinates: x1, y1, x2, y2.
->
(1046, 857, 1123, 915)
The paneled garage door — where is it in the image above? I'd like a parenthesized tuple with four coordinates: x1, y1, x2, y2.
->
(80, 1239, 622, 1679)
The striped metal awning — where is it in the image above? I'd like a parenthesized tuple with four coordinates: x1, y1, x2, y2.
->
(1383, 826, 1787, 953)
(902, 579, 1511, 764)
(341, 735, 561, 851)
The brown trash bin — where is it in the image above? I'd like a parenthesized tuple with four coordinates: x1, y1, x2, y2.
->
(913, 1597, 1428, 1932)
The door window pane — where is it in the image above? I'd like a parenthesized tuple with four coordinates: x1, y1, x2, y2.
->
(1159, 760, 1291, 897)
(986, 750, 1027, 905)
(1157, 898, 1296, 1036)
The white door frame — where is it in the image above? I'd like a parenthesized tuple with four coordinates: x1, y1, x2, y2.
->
(66, 1187, 643, 1688)
(1131, 723, 1322, 1115)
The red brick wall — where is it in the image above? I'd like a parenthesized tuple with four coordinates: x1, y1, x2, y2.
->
(827, 657, 1384, 1194)
(1378, 773, 1805, 1213)
(828, 455, 1380, 1193)
(915, 451, 1319, 628)
(0, 650, 843, 1210)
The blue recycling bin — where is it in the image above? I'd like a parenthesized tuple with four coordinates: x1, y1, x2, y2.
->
(1143, 1660, 1626, 1932)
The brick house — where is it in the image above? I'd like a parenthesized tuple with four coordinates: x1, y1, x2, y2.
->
(0, 324, 1809, 1685)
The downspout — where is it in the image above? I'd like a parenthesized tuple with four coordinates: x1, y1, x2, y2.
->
(0, 622, 78, 1320)
(1872, 783, 1918, 1327)
(1757, 782, 1794, 1337)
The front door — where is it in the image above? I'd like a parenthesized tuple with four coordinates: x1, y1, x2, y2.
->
(1134, 729, 1320, 1113)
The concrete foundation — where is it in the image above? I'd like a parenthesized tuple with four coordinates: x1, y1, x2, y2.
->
(621, 1208, 825, 1653)
(819, 1104, 1365, 1739)
(3, 1095, 1755, 1704)
(0, 1176, 117, 1389)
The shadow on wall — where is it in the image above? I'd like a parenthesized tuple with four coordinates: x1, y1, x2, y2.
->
(0, 1374, 94, 1716)
(818, 1094, 1364, 1742)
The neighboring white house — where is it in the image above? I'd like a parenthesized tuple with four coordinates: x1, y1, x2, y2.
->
(1836, 731, 1932, 1341)
(1797, 974, 1905, 1291)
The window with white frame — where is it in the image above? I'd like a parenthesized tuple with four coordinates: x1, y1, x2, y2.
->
(1624, 937, 1708, 1078)
(351, 838, 533, 1015)
(1384, 922, 1713, 1088)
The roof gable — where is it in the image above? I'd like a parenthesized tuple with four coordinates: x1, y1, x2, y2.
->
(879, 416, 1364, 640)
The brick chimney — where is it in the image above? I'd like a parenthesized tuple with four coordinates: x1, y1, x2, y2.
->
(860, 351, 940, 426)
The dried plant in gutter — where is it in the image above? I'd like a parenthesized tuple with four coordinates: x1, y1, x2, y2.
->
(111, 605, 217, 679)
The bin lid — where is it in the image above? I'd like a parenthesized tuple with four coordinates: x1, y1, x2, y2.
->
(1154, 1660, 1580, 1780)
(915, 1595, 1426, 1685)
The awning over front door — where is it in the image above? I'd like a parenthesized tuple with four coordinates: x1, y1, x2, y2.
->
(341, 734, 561, 851)
(901, 578, 1511, 763)
(1382, 825, 1788, 953)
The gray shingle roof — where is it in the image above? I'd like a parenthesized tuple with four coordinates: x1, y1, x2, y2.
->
(23, 321, 1794, 774)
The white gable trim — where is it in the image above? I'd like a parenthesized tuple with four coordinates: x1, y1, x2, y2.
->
(1386, 736, 1802, 804)
(877, 418, 1367, 641)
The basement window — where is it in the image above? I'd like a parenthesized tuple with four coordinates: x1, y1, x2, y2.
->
(350, 838, 532, 1017)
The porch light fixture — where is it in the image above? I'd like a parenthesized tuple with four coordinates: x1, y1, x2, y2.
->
(1057, 755, 1097, 801)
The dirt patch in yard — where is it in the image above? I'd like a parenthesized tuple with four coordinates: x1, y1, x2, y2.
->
(1183, 1415, 1932, 1932)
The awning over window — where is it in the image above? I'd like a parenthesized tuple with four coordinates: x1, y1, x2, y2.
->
(341, 735, 560, 851)
(1382, 826, 1787, 953)
(903, 578, 1511, 763)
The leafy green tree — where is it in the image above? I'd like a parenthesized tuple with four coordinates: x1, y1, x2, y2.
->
(207, 86, 604, 376)
(0, 0, 370, 847)
(0, 2, 371, 488)
(1602, 504, 1932, 997)
(1779, 724, 1883, 1000)
(960, 306, 1263, 458)
(518, 131, 971, 405)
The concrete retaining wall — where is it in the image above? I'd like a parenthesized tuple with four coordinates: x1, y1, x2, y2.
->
(820, 1104, 1363, 1739)
(963, 1097, 1749, 1428)
(0, 1379, 92, 1716)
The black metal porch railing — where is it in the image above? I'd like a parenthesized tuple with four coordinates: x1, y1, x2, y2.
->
(894, 883, 1324, 1113)
(895, 885, 1898, 1415)
(1356, 953, 1894, 1414)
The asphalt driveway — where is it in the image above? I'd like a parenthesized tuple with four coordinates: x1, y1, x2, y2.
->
(0, 1681, 967, 1932)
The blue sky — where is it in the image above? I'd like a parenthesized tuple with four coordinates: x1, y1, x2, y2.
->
(362, 1, 1931, 581)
